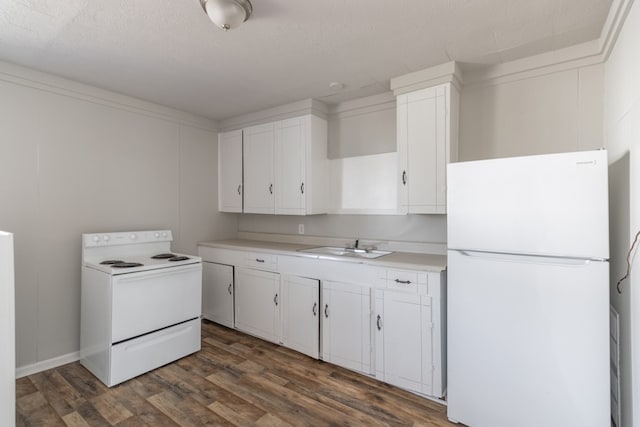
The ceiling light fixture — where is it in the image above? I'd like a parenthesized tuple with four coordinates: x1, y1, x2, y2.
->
(199, 0, 253, 31)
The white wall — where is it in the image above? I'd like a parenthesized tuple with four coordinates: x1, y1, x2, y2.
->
(238, 213, 447, 245)
(604, 1, 640, 425)
(0, 62, 237, 370)
(327, 92, 396, 159)
(460, 64, 604, 161)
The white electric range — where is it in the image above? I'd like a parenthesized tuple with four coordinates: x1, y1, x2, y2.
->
(80, 230, 202, 387)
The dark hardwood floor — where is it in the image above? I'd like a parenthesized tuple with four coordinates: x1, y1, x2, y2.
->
(16, 320, 454, 426)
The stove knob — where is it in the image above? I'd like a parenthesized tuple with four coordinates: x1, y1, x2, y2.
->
(154, 232, 160, 239)
(92, 235, 100, 242)
(103, 235, 110, 242)
(162, 232, 168, 238)
(130, 234, 137, 240)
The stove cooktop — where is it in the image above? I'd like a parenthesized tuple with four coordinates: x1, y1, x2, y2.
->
(151, 253, 176, 259)
(110, 262, 144, 268)
(86, 252, 200, 275)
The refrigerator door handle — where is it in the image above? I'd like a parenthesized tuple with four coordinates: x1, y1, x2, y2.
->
(452, 249, 604, 266)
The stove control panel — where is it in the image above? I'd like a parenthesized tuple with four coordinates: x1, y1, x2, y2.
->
(83, 230, 173, 247)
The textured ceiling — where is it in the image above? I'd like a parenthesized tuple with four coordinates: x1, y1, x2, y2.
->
(0, 0, 612, 120)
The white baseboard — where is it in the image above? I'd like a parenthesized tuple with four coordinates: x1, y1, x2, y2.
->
(16, 351, 80, 379)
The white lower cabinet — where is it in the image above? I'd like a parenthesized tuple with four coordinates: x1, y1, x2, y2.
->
(234, 267, 281, 344)
(281, 275, 320, 359)
(375, 290, 434, 395)
(322, 281, 372, 375)
(199, 245, 446, 401)
(202, 262, 234, 328)
(375, 269, 446, 398)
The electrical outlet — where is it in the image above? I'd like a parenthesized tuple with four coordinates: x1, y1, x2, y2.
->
(298, 224, 305, 235)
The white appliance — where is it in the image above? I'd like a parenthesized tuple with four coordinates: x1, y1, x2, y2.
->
(80, 230, 202, 387)
(0, 232, 15, 427)
(446, 150, 610, 427)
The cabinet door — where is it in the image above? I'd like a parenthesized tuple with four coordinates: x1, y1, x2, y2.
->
(397, 85, 450, 214)
(407, 91, 439, 213)
(275, 117, 306, 215)
(202, 262, 234, 328)
(243, 123, 275, 214)
(218, 130, 243, 212)
(380, 291, 433, 395)
(322, 281, 371, 374)
(234, 267, 280, 343)
(281, 275, 319, 358)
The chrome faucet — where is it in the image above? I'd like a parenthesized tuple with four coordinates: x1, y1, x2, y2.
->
(346, 239, 367, 253)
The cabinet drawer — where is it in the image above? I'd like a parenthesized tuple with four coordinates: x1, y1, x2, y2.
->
(384, 269, 427, 293)
(246, 252, 278, 270)
(110, 318, 200, 386)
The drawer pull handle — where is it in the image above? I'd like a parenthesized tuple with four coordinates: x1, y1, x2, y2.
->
(376, 314, 382, 331)
(394, 279, 412, 284)
(237, 184, 241, 195)
(402, 170, 407, 185)
(228, 284, 232, 295)
(256, 258, 265, 263)
(324, 304, 329, 318)
(300, 182, 304, 194)
(274, 293, 278, 306)
(312, 302, 317, 316)
(269, 184, 273, 194)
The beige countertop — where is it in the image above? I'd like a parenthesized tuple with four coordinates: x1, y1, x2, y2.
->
(199, 239, 447, 272)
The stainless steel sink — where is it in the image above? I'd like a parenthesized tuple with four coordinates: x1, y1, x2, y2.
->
(297, 246, 392, 259)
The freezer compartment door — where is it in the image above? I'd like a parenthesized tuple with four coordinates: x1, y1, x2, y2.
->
(447, 250, 610, 427)
(447, 150, 609, 259)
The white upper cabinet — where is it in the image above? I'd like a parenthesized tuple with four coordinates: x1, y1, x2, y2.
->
(222, 114, 328, 215)
(397, 83, 459, 214)
(274, 115, 328, 215)
(243, 122, 276, 214)
(275, 117, 306, 214)
(218, 129, 243, 213)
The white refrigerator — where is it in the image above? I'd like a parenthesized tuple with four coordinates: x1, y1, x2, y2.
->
(446, 150, 610, 427)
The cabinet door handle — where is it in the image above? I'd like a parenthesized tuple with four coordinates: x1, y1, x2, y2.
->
(269, 183, 273, 194)
(274, 293, 279, 306)
(394, 279, 412, 285)
(312, 302, 317, 316)
(300, 182, 304, 194)
(228, 284, 232, 295)
(237, 184, 241, 195)
(255, 258, 265, 263)
(324, 304, 329, 318)
(377, 314, 382, 331)
(402, 170, 407, 185)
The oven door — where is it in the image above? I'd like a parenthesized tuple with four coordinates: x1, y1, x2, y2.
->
(111, 263, 202, 343)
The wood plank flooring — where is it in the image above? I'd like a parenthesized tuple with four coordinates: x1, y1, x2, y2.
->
(16, 320, 455, 426)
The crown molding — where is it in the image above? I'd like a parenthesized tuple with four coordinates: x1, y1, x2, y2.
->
(599, 0, 635, 61)
(461, 0, 634, 89)
(327, 91, 396, 121)
(0, 60, 218, 131)
(390, 61, 462, 95)
(218, 98, 329, 131)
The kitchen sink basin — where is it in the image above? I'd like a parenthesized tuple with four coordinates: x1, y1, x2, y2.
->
(297, 246, 392, 259)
